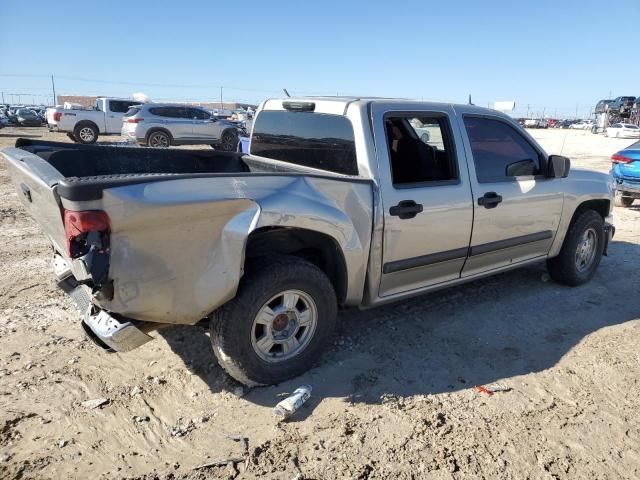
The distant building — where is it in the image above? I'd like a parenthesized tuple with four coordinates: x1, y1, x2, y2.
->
(56, 95, 257, 111)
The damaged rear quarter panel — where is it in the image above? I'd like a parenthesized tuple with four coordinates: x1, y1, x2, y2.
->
(88, 175, 372, 325)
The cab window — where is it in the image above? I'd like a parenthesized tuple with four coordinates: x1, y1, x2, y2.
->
(463, 116, 543, 182)
(384, 115, 458, 186)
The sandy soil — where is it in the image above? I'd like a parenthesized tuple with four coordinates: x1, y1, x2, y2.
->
(0, 126, 639, 480)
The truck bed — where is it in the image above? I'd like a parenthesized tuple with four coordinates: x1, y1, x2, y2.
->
(13, 139, 252, 200)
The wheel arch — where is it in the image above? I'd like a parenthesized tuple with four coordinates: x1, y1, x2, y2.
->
(244, 226, 348, 304)
(548, 198, 611, 258)
(145, 127, 173, 145)
(74, 120, 99, 134)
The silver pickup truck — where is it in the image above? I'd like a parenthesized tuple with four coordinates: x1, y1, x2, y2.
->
(2, 97, 615, 386)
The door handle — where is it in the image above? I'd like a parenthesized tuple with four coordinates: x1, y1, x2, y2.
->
(478, 192, 502, 209)
(389, 200, 423, 219)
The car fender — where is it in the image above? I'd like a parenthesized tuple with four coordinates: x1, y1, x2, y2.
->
(547, 169, 614, 258)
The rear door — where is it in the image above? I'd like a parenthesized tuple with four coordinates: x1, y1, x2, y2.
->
(371, 103, 474, 297)
(457, 111, 563, 278)
(154, 107, 193, 140)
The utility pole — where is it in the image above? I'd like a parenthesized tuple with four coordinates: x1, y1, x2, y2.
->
(1, 92, 4, 104)
(526, 104, 530, 118)
(220, 86, 223, 109)
(51, 74, 57, 105)
(575, 104, 579, 119)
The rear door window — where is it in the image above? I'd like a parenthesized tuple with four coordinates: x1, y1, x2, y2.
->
(251, 110, 358, 175)
(463, 116, 543, 182)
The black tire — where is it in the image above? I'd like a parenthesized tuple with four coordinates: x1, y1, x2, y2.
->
(147, 130, 171, 148)
(615, 192, 634, 207)
(219, 129, 239, 152)
(546, 210, 604, 286)
(210, 255, 337, 386)
(73, 122, 98, 144)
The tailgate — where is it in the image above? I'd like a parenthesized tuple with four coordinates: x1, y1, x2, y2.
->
(2, 147, 68, 253)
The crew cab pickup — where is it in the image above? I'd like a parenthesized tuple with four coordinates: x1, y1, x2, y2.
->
(3, 98, 615, 386)
(46, 97, 141, 144)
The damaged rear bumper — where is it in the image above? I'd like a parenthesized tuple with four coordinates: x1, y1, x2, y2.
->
(54, 253, 153, 352)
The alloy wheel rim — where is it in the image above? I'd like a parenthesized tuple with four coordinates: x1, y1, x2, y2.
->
(150, 133, 168, 147)
(251, 289, 318, 363)
(79, 127, 95, 142)
(575, 227, 598, 273)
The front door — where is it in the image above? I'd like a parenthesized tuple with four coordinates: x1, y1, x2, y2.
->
(371, 104, 474, 297)
(457, 111, 563, 277)
(189, 108, 216, 141)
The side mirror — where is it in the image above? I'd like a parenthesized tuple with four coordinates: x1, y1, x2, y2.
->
(547, 154, 570, 178)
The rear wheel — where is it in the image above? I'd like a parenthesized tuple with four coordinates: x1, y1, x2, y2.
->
(547, 210, 604, 286)
(210, 255, 337, 386)
(73, 123, 98, 144)
(615, 192, 634, 207)
(148, 131, 170, 148)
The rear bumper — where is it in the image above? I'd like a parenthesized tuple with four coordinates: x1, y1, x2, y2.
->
(615, 180, 640, 197)
(54, 254, 153, 352)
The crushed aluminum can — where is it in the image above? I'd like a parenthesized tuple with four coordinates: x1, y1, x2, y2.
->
(273, 385, 312, 420)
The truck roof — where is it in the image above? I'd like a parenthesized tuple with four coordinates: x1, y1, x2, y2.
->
(261, 97, 506, 118)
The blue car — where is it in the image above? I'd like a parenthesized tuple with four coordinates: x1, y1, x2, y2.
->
(611, 140, 640, 207)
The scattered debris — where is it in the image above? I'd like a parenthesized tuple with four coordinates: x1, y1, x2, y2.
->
(274, 385, 312, 421)
(193, 457, 246, 470)
(132, 415, 150, 423)
(81, 397, 110, 409)
(475, 384, 512, 395)
(169, 419, 195, 437)
(58, 440, 67, 448)
(475, 385, 494, 396)
(130, 385, 143, 397)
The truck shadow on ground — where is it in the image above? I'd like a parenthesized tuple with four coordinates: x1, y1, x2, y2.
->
(160, 239, 640, 411)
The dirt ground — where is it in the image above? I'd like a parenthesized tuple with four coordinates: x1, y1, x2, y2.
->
(0, 126, 639, 480)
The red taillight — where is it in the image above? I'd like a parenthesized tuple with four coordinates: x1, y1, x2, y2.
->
(126, 118, 144, 123)
(63, 209, 110, 258)
(53, 112, 62, 122)
(611, 154, 632, 164)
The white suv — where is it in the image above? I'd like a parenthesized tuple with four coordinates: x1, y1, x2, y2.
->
(122, 104, 240, 150)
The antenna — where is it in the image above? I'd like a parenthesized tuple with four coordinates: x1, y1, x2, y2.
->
(283, 88, 291, 98)
(468, 94, 474, 106)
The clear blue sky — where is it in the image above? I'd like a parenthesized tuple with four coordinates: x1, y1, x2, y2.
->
(1, 0, 639, 118)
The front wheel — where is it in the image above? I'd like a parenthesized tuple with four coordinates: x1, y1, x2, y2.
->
(219, 129, 239, 152)
(210, 255, 337, 386)
(547, 210, 604, 286)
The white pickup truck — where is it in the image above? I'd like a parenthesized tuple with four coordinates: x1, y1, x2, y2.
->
(46, 97, 141, 144)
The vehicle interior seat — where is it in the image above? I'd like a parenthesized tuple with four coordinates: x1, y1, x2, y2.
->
(386, 119, 443, 183)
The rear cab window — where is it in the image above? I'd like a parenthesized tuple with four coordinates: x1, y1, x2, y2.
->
(109, 100, 138, 113)
(250, 110, 358, 175)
